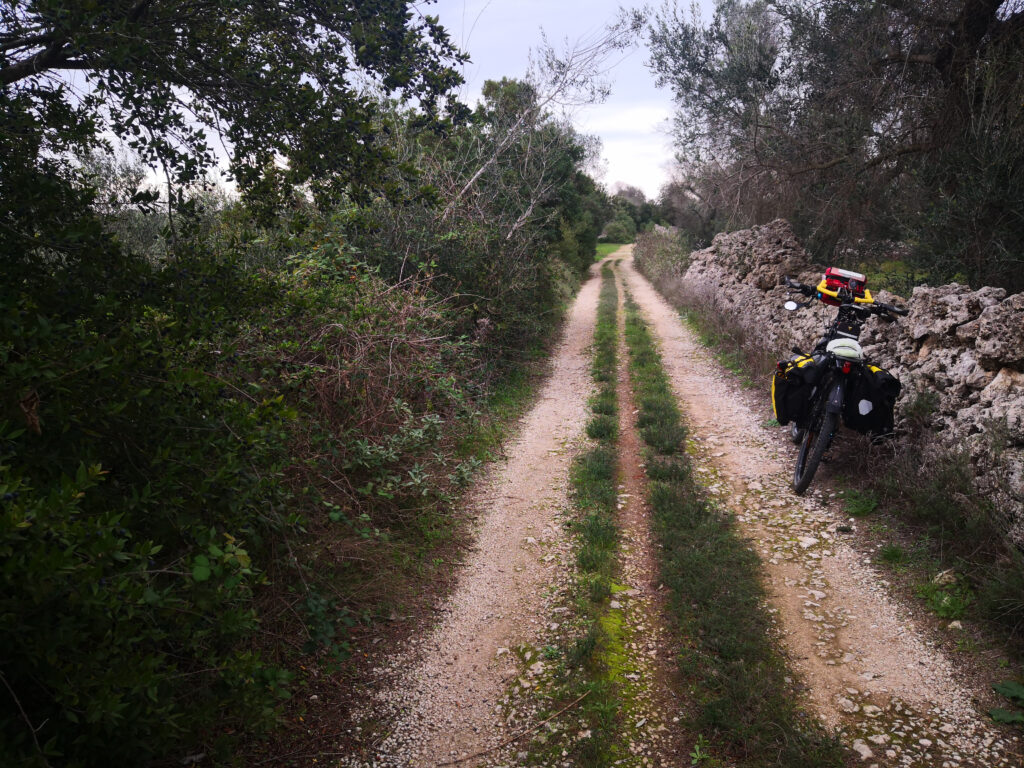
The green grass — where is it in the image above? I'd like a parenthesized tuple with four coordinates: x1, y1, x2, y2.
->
(595, 242, 627, 260)
(842, 488, 879, 517)
(528, 263, 624, 766)
(455, 360, 545, 464)
(878, 543, 908, 565)
(622, 295, 844, 768)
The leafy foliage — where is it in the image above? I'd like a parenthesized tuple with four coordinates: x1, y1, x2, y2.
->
(0, 0, 619, 759)
(602, 213, 637, 244)
(648, 0, 1024, 291)
(1, 57, 609, 768)
(0, 0, 466, 197)
(991, 680, 1024, 726)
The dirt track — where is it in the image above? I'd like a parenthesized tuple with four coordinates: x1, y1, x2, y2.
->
(619, 250, 1020, 767)
(341, 264, 600, 767)
(341, 250, 1021, 767)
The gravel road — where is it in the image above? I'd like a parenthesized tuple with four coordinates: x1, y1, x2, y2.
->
(620, 249, 1022, 768)
(340, 265, 601, 767)
(340, 251, 1021, 768)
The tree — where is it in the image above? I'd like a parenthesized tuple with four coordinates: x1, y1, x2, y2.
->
(341, 79, 610, 352)
(1, 0, 468, 267)
(647, 0, 1024, 290)
(440, 11, 644, 217)
(1, 0, 465, 187)
(612, 183, 648, 209)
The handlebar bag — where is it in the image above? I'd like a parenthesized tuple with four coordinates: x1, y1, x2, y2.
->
(821, 267, 868, 307)
(843, 364, 901, 436)
(772, 354, 824, 427)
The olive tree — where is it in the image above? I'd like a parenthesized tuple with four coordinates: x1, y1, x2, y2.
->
(648, 0, 1024, 289)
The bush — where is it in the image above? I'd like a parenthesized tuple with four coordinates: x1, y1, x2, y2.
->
(632, 229, 691, 287)
(602, 212, 637, 244)
(0, 74, 612, 763)
(0, 228, 481, 764)
(1, 249, 296, 763)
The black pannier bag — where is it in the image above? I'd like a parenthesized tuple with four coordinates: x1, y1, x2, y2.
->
(772, 354, 823, 427)
(843, 364, 901, 436)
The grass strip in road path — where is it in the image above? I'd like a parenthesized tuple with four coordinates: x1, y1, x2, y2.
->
(528, 264, 624, 766)
(622, 295, 845, 768)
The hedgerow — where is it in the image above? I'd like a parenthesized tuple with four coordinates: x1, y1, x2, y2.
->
(1, 186, 602, 766)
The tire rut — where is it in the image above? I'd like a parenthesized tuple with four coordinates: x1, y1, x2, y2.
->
(341, 266, 601, 767)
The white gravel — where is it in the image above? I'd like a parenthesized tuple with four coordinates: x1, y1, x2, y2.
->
(339, 267, 602, 767)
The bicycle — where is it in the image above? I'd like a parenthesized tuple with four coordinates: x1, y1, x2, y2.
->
(773, 269, 908, 494)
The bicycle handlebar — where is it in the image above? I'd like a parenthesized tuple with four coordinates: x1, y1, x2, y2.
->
(781, 276, 909, 316)
(783, 276, 815, 296)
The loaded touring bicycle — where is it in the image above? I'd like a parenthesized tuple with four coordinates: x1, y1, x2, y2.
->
(772, 268, 909, 494)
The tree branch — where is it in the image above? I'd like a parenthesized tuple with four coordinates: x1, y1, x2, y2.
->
(0, 36, 70, 85)
(0, 32, 56, 53)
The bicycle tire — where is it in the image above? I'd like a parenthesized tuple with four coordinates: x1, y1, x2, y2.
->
(792, 410, 837, 495)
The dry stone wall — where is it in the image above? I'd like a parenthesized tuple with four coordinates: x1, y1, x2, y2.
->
(655, 219, 1023, 540)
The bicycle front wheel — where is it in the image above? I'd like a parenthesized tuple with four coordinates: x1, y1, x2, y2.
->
(792, 410, 837, 495)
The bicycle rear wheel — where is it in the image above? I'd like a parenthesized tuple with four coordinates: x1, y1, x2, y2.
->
(792, 410, 837, 495)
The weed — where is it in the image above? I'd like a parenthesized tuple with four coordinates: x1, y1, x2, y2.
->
(690, 734, 722, 767)
(904, 389, 940, 429)
(843, 488, 879, 517)
(990, 680, 1024, 726)
(589, 390, 617, 416)
(878, 543, 907, 565)
(916, 580, 974, 619)
(640, 421, 689, 454)
(853, 440, 1024, 640)
(955, 636, 979, 653)
(586, 414, 618, 441)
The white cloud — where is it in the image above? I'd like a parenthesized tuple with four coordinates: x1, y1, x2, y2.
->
(575, 104, 672, 137)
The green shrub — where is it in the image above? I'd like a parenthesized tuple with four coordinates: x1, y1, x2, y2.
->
(602, 213, 636, 244)
(916, 580, 974, 620)
(1, 251, 297, 763)
(879, 544, 908, 565)
(0, 232, 485, 764)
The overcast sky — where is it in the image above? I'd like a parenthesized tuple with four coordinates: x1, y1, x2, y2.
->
(428, 0, 714, 200)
